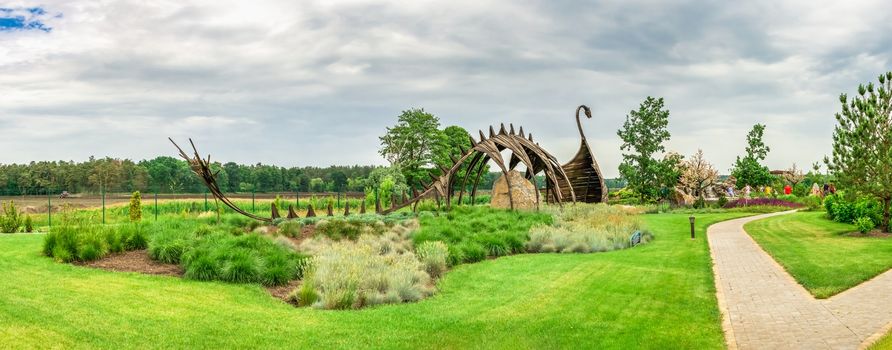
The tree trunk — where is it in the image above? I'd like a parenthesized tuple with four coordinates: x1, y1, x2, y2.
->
(883, 197, 891, 233)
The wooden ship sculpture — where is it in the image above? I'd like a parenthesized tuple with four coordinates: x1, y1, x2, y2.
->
(170, 105, 609, 222)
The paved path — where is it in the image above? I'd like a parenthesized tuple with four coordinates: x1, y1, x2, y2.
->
(708, 211, 892, 349)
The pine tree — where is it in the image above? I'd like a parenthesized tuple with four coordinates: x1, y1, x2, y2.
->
(826, 72, 892, 232)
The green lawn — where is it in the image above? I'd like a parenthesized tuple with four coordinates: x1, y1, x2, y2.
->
(745, 211, 892, 298)
(871, 331, 892, 350)
(0, 212, 752, 349)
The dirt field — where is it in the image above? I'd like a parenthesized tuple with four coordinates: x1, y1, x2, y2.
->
(0, 192, 366, 214)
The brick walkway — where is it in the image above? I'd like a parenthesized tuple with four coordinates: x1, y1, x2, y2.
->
(708, 211, 892, 349)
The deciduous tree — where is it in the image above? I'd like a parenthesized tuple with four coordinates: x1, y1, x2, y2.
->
(678, 149, 718, 199)
(379, 108, 443, 188)
(617, 97, 676, 203)
(731, 124, 772, 188)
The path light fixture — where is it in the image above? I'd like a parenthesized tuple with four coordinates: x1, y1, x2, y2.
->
(689, 215, 696, 239)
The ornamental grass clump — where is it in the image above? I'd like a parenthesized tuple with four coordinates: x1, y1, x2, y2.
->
(180, 233, 309, 286)
(292, 220, 435, 309)
(415, 241, 448, 278)
(43, 218, 149, 263)
(527, 203, 648, 253)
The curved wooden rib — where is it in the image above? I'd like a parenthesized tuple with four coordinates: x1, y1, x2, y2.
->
(170, 138, 272, 222)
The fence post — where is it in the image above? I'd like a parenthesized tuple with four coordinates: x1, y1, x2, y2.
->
(337, 192, 341, 208)
(154, 192, 158, 220)
(47, 188, 52, 229)
(204, 191, 208, 212)
(296, 191, 299, 208)
(252, 190, 256, 212)
(101, 183, 106, 225)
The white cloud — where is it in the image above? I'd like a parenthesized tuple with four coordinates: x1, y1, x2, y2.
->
(1, 0, 891, 177)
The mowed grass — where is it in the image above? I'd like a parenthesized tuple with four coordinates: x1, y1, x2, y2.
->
(745, 211, 892, 298)
(871, 331, 892, 350)
(0, 212, 752, 349)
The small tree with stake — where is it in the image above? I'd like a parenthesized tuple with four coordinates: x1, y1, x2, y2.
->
(826, 72, 892, 232)
(129, 191, 142, 222)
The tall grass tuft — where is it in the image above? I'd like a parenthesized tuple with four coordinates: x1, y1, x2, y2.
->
(295, 221, 434, 309)
(412, 206, 552, 264)
(527, 204, 650, 253)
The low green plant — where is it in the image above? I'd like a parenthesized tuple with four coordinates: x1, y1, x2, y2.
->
(23, 215, 33, 233)
(277, 220, 303, 238)
(0, 201, 22, 233)
(415, 241, 448, 277)
(412, 206, 551, 264)
(855, 217, 875, 234)
(181, 234, 309, 286)
(43, 219, 148, 263)
(148, 229, 195, 264)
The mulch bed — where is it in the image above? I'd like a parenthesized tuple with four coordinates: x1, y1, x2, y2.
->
(846, 230, 891, 238)
(80, 250, 183, 277)
(80, 235, 310, 304)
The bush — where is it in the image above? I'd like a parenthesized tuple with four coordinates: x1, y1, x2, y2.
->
(717, 193, 728, 208)
(825, 193, 883, 226)
(415, 241, 448, 277)
(129, 191, 142, 222)
(855, 217, 875, 233)
(526, 204, 648, 253)
(23, 215, 33, 233)
(0, 201, 22, 233)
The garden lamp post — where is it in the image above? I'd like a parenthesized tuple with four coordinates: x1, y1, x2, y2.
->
(689, 215, 696, 239)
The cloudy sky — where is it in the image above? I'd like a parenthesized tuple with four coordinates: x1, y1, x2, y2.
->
(1, 0, 890, 177)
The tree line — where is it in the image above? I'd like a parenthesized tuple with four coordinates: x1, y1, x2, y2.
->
(0, 156, 511, 196)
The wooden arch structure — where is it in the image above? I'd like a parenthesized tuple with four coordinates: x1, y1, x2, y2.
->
(170, 105, 608, 222)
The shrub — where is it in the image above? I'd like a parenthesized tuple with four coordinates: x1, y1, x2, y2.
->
(855, 217, 875, 234)
(825, 193, 882, 226)
(415, 241, 448, 277)
(129, 191, 142, 222)
(0, 201, 22, 233)
(527, 204, 648, 253)
(716, 192, 728, 208)
(23, 215, 33, 233)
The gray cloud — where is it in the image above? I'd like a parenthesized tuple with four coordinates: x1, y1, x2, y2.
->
(1, 0, 891, 177)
